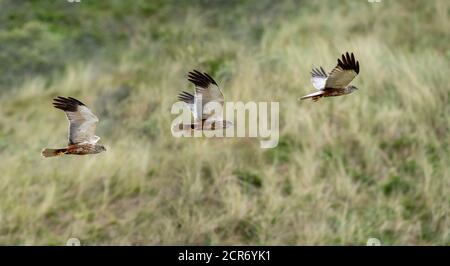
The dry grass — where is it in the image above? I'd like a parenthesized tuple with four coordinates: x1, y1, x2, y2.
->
(0, 0, 448, 245)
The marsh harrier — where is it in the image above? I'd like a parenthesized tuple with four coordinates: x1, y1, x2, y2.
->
(176, 70, 232, 130)
(41, 97, 106, 157)
(299, 52, 360, 101)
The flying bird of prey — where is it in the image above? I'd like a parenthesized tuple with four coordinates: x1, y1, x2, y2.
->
(176, 70, 232, 130)
(299, 52, 360, 102)
(41, 97, 106, 157)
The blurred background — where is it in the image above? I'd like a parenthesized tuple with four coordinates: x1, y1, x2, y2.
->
(0, 0, 448, 245)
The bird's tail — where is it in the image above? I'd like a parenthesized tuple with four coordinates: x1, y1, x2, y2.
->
(298, 91, 324, 102)
(41, 148, 67, 158)
(301, 95, 323, 102)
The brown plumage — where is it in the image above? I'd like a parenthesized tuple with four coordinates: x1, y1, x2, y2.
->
(41, 97, 106, 157)
(299, 52, 360, 101)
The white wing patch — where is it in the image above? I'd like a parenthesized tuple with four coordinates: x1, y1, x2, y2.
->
(310, 67, 328, 90)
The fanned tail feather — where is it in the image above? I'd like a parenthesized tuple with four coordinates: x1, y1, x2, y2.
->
(41, 148, 67, 157)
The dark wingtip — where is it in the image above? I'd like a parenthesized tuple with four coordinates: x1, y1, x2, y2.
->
(338, 52, 359, 74)
(67, 97, 85, 106)
(52, 96, 84, 112)
(187, 69, 218, 88)
(203, 72, 218, 86)
(311, 67, 328, 77)
(177, 91, 195, 104)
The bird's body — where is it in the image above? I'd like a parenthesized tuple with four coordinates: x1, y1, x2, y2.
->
(42, 143, 105, 157)
(324, 87, 352, 97)
(302, 86, 357, 102)
(41, 97, 106, 157)
(300, 52, 360, 102)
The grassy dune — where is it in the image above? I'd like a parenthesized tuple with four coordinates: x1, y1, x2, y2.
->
(0, 0, 449, 245)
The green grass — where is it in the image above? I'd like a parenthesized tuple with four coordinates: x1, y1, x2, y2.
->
(0, 0, 449, 245)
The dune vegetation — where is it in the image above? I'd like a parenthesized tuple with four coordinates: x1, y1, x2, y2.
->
(0, 0, 448, 245)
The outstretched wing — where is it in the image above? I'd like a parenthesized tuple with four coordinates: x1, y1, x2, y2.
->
(187, 70, 224, 121)
(310, 66, 328, 90)
(53, 97, 100, 145)
(177, 91, 195, 114)
(324, 52, 360, 89)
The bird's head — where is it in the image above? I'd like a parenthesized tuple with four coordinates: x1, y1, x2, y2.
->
(96, 145, 107, 153)
(348, 85, 359, 92)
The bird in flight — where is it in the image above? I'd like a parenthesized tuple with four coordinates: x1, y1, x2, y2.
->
(41, 97, 106, 157)
(299, 52, 360, 102)
(176, 70, 232, 131)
